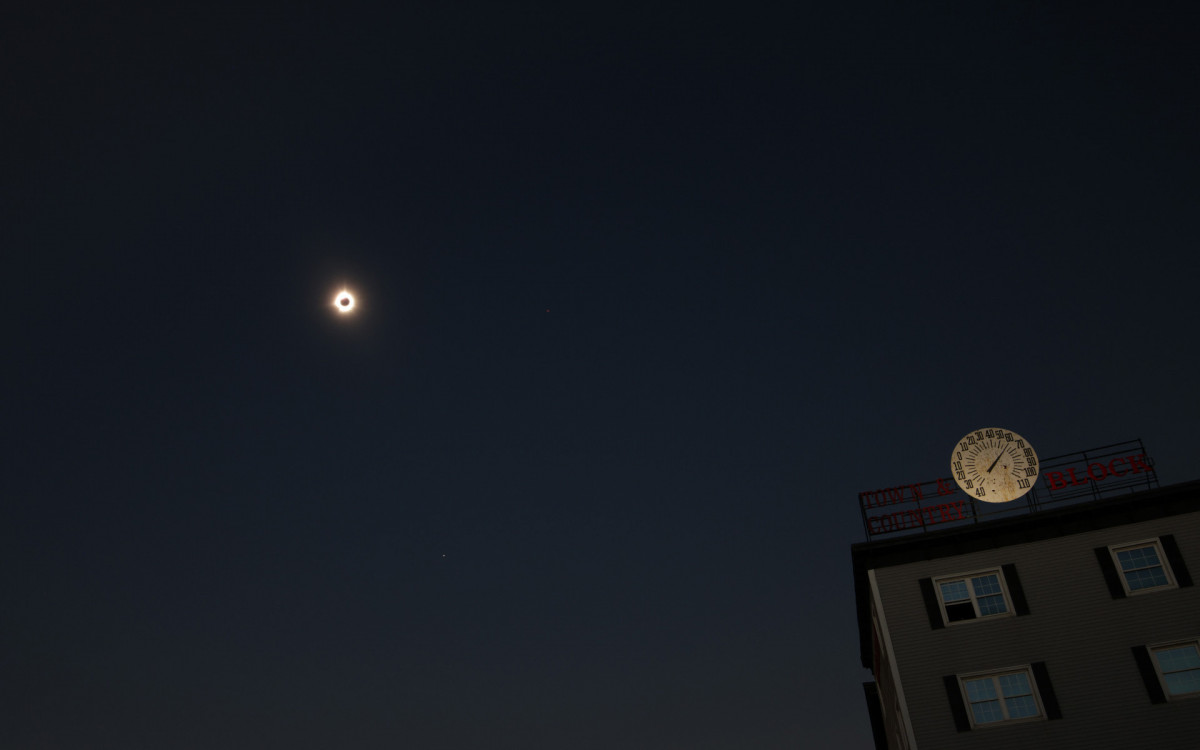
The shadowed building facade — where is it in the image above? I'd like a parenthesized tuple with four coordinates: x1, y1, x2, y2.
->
(852, 480, 1200, 749)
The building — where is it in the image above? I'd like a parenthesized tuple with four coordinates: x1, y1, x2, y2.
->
(851, 477, 1200, 749)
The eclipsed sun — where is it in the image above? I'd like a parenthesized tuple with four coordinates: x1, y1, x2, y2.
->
(333, 290, 356, 314)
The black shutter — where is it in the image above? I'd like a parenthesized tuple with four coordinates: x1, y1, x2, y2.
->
(1132, 646, 1167, 704)
(1030, 662, 1062, 719)
(1002, 564, 1030, 616)
(1094, 547, 1126, 598)
(943, 675, 971, 732)
(863, 682, 889, 750)
(1159, 535, 1193, 587)
(919, 577, 945, 629)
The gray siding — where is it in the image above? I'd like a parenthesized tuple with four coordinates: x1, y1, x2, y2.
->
(872, 510, 1200, 750)
(870, 596, 908, 749)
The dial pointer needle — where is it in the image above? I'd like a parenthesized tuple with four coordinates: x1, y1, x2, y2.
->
(986, 448, 1005, 474)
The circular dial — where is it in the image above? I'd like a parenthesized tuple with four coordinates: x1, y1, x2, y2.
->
(951, 428, 1039, 503)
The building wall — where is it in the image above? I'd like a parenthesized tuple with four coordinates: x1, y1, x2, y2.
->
(869, 596, 910, 749)
(870, 510, 1200, 750)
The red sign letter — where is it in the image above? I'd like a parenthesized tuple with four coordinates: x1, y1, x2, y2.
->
(1046, 471, 1067, 490)
(1128, 454, 1154, 474)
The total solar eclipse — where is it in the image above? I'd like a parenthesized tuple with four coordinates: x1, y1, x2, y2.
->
(333, 290, 356, 313)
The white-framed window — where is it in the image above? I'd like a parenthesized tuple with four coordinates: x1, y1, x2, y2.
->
(935, 569, 1012, 624)
(959, 667, 1044, 727)
(1151, 640, 1200, 699)
(1109, 539, 1177, 595)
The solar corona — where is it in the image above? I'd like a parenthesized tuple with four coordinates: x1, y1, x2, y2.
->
(333, 290, 356, 314)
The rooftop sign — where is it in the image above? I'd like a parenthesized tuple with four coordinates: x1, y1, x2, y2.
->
(858, 439, 1158, 539)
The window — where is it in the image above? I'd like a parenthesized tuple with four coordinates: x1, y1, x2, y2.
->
(1098, 535, 1192, 599)
(920, 565, 1029, 629)
(945, 663, 1060, 731)
(960, 668, 1043, 726)
(936, 570, 1011, 624)
(1110, 539, 1177, 595)
(1152, 641, 1200, 698)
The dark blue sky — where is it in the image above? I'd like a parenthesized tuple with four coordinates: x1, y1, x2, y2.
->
(5, 3, 1199, 748)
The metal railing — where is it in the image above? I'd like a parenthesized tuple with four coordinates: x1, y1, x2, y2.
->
(859, 439, 1158, 540)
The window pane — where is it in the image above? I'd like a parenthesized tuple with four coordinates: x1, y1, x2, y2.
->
(1005, 695, 1039, 718)
(1117, 546, 1160, 571)
(964, 678, 997, 702)
(940, 580, 969, 602)
(1163, 671, 1200, 696)
(977, 594, 1008, 616)
(997, 672, 1031, 697)
(1115, 548, 1140, 570)
(1155, 646, 1200, 672)
(945, 601, 975, 622)
(970, 699, 1004, 724)
(1125, 566, 1168, 590)
(971, 574, 1002, 596)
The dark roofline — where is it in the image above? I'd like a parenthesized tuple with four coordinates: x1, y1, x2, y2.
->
(850, 479, 1200, 669)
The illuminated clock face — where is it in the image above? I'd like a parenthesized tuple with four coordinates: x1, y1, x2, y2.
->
(951, 428, 1039, 503)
